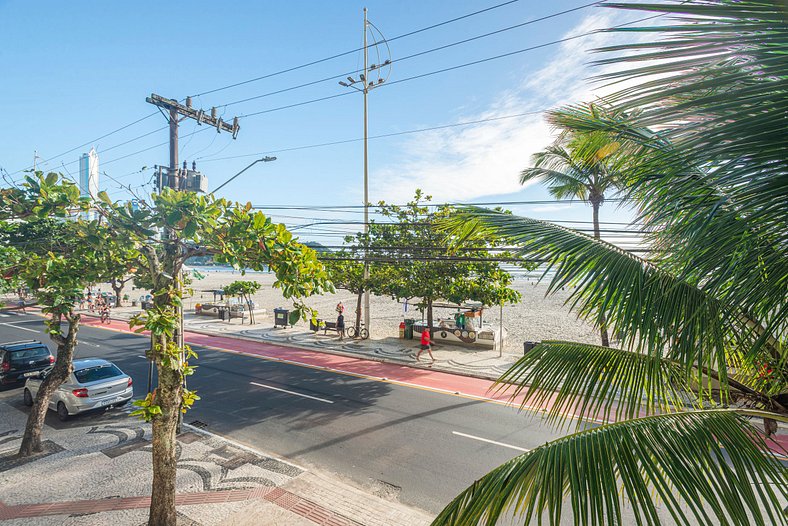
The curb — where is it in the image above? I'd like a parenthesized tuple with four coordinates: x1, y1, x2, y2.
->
(80, 311, 507, 383)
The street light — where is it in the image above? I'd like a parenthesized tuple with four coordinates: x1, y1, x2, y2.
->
(338, 8, 391, 338)
(212, 156, 277, 193)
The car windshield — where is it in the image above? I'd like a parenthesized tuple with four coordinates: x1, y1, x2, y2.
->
(74, 364, 124, 383)
(9, 347, 49, 363)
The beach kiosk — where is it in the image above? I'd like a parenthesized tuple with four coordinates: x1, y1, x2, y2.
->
(411, 301, 505, 350)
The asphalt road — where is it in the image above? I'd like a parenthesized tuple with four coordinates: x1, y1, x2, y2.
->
(0, 312, 569, 514)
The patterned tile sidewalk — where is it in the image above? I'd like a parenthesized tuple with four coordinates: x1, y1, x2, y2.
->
(0, 399, 432, 525)
(0, 487, 361, 525)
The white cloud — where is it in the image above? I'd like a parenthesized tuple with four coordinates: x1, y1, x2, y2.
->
(371, 9, 646, 204)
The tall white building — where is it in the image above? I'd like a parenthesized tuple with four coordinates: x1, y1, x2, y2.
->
(79, 148, 99, 199)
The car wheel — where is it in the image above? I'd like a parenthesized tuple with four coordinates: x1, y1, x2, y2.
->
(56, 402, 69, 421)
(23, 389, 33, 407)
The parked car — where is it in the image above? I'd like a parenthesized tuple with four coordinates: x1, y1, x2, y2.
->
(24, 358, 133, 421)
(0, 340, 54, 386)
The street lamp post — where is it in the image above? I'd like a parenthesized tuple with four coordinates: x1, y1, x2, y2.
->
(212, 156, 277, 194)
(339, 8, 390, 337)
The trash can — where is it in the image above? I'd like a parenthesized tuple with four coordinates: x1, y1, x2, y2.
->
(523, 341, 540, 355)
(274, 308, 289, 328)
(404, 318, 415, 340)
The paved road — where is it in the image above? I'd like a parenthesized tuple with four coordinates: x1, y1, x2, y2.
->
(0, 312, 568, 514)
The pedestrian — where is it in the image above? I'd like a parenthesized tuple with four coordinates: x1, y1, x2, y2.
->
(17, 296, 26, 313)
(336, 312, 345, 339)
(416, 328, 434, 363)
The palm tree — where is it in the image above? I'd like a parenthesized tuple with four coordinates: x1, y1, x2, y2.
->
(433, 1, 788, 524)
(520, 108, 626, 346)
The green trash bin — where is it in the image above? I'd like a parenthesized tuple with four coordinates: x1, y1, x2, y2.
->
(404, 318, 415, 340)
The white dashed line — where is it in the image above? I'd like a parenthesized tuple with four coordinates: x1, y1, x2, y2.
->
(0, 322, 38, 333)
(452, 431, 530, 452)
(250, 381, 334, 404)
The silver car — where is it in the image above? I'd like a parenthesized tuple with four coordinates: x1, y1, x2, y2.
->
(23, 358, 133, 421)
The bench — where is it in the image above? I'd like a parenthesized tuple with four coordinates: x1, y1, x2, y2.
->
(310, 319, 340, 335)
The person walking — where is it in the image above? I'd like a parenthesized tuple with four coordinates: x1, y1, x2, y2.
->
(336, 312, 345, 340)
(416, 327, 434, 363)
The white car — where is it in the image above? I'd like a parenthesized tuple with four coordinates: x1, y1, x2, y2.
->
(24, 358, 133, 421)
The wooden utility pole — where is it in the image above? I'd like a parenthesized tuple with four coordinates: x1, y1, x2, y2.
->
(146, 93, 239, 190)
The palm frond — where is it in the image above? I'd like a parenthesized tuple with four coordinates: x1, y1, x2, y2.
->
(496, 340, 693, 428)
(444, 207, 744, 394)
(432, 410, 788, 526)
(548, 104, 788, 361)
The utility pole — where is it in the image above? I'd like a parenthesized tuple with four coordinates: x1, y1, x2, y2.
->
(146, 94, 240, 190)
(144, 94, 240, 421)
(339, 8, 391, 338)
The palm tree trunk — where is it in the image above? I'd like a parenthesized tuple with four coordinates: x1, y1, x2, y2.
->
(592, 201, 611, 347)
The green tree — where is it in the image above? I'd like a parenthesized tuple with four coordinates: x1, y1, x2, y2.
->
(223, 280, 261, 324)
(94, 189, 332, 526)
(0, 173, 124, 457)
(363, 191, 526, 332)
(434, 2, 788, 525)
(520, 103, 628, 346)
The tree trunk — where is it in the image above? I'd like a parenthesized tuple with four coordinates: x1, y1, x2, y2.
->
(426, 300, 434, 335)
(592, 201, 611, 347)
(355, 289, 363, 332)
(111, 279, 124, 308)
(148, 336, 182, 526)
(246, 294, 254, 325)
(19, 314, 78, 457)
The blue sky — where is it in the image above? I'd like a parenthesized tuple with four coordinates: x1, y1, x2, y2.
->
(0, 0, 648, 248)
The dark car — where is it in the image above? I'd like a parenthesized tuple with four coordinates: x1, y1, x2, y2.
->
(0, 340, 55, 386)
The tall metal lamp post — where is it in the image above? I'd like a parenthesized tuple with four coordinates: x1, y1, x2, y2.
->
(339, 7, 391, 337)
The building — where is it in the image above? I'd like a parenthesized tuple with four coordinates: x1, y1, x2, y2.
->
(79, 148, 99, 199)
(77, 148, 99, 220)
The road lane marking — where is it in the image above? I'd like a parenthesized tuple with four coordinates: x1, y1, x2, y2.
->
(0, 322, 38, 333)
(138, 356, 147, 359)
(250, 381, 334, 404)
(452, 431, 530, 453)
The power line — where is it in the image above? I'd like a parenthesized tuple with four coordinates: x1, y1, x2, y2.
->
(251, 198, 632, 209)
(7, 5, 641, 180)
(216, 1, 604, 110)
(190, 0, 530, 99)
(236, 12, 659, 121)
(6, 1, 531, 178)
(6, 113, 160, 179)
(199, 110, 544, 162)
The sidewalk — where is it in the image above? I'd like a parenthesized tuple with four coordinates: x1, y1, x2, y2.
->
(0, 400, 432, 526)
(99, 306, 519, 381)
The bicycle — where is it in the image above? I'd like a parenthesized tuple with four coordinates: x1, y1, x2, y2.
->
(345, 322, 369, 339)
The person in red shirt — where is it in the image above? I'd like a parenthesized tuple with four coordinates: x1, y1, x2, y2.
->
(416, 327, 434, 363)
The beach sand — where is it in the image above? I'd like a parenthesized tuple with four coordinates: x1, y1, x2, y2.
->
(119, 269, 601, 355)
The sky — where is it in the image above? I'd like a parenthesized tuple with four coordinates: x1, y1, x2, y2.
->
(0, 0, 654, 249)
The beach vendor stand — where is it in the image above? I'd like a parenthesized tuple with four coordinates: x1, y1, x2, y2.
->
(411, 301, 505, 350)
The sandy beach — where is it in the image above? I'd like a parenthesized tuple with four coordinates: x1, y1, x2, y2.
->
(116, 268, 601, 355)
